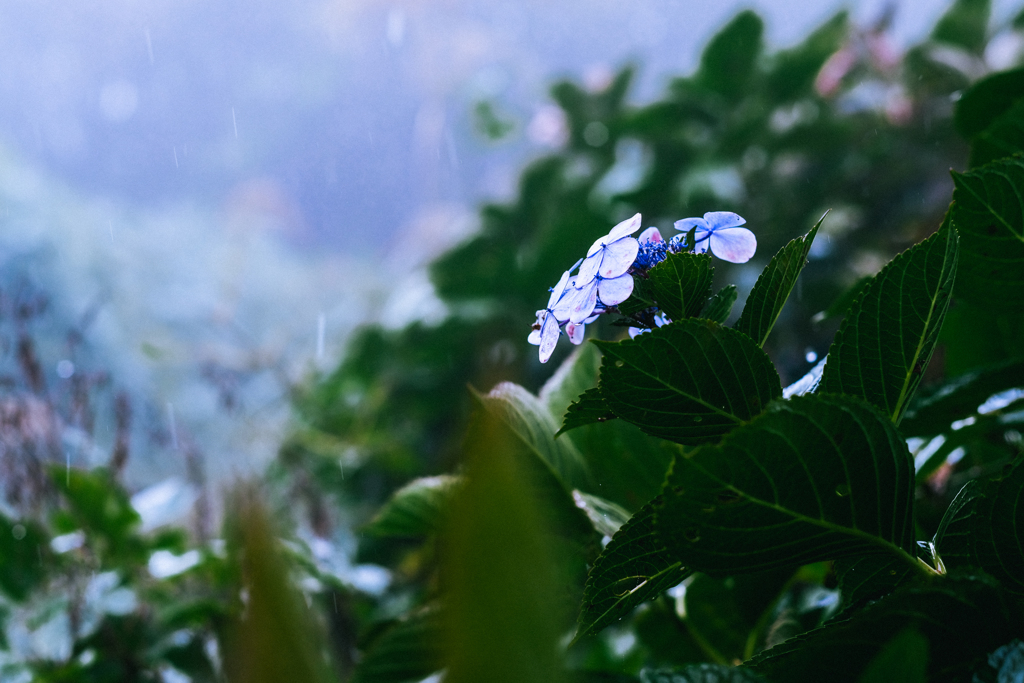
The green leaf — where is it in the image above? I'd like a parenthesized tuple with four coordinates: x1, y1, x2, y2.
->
(856, 627, 928, 683)
(834, 554, 921, 615)
(702, 285, 738, 325)
(954, 67, 1024, 139)
(734, 215, 822, 347)
(594, 319, 782, 446)
(476, 382, 590, 491)
(819, 227, 959, 424)
(934, 457, 1024, 594)
(574, 500, 691, 643)
(656, 394, 920, 575)
(765, 12, 848, 102)
(540, 343, 604, 422)
(695, 11, 764, 101)
(683, 569, 794, 663)
(931, 0, 990, 55)
(640, 665, 766, 683)
(352, 607, 443, 683)
(557, 387, 617, 436)
(647, 252, 714, 322)
(901, 358, 1024, 437)
(572, 491, 632, 538)
(748, 575, 1020, 683)
(0, 515, 49, 601)
(363, 476, 461, 537)
(968, 98, 1024, 168)
(950, 157, 1024, 310)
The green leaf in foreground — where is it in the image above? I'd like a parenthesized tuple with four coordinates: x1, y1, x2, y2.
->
(595, 319, 781, 446)
(557, 387, 616, 436)
(647, 251, 714, 322)
(734, 214, 822, 347)
(363, 476, 461, 538)
(819, 226, 958, 424)
(574, 500, 691, 643)
(656, 395, 920, 575)
(950, 156, 1024, 309)
(933, 457, 1024, 594)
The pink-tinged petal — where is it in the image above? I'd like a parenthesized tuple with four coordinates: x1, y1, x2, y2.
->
(638, 227, 663, 244)
(703, 211, 746, 230)
(597, 273, 634, 306)
(565, 321, 585, 345)
(598, 238, 640, 278)
(569, 281, 599, 324)
(673, 217, 709, 234)
(708, 227, 757, 263)
(547, 269, 573, 309)
(538, 313, 560, 363)
(576, 252, 601, 285)
(606, 213, 642, 241)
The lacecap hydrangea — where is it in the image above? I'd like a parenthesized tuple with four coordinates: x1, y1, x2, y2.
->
(528, 211, 756, 362)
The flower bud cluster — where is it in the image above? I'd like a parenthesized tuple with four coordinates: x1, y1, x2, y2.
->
(529, 211, 756, 362)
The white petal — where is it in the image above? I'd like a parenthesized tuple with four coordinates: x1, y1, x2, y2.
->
(576, 252, 601, 286)
(606, 213, 642, 241)
(693, 238, 710, 254)
(550, 288, 578, 321)
(708, 227, 757, 263)
(638, 227, 663, 244)
(538, 314, 560, 363)
(528, 328, 542, 345)
(597, 238, 640, 278)
(703, 211, 746, 230)
(547, 269, 573, 309)
(569, 281, 599, 323)
(597, 273, 634, 306)
(565, 321, 585, 345)
(673, 217, 709, 234)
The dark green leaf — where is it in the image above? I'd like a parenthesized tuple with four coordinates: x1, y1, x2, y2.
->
(950, 156, 1024, 310)
(640, 665, 766, 683)
(748, 575, 1021, 683)
(647, 252, 715, 323)
(683, 569, 793, 663)
(574, 500, 691, 643)
(541, 344, 604, 422)
(363, 476, 461, 538)
(955, 67, 1024, 139)
(702, 285, 738, 325)
(572, 491, 632, 538)
(557, 387, 617, 436)
(931, 0, 990, 55)
(901, 358, 1024, 437)
(619, 273, 659, 318)
(811, 275, 871, 325)
(834, 554, 921, 616)
(968, 98, 1024, 167)
(819, 227, 959, 424)
(734, 215, 822, 347)
(695, 11, 764, 101)
(595, 319, 782, 446)
(765, 12, 848, 102)
(856, 627, 928, 683)
(656, 394, 921, 575)
(352, 607, 443, 683)
(934, 457, 1024, 594)
(0, 516, 49, 601)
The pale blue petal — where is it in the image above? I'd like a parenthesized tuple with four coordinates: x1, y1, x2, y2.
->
(547, 269, 573, 309)
(576, 252, 601, 285)
(597, 273, 634, 306)
(527, 327, 542, 345)
(708, 226, 757, 263)
(598, 238, 639, 278)
(539, 313, 561, 363)
(673, 217, 709, 233)
(569, 280, 599, 323)
(606, 213, 642, 241)
(703, 211, 746, 230)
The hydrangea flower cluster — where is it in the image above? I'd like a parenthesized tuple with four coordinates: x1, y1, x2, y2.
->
(529, 211, 756, 363)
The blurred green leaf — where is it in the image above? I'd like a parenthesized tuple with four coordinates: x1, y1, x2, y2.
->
(734, 215, 821, 347)
(594, 319, 782, 446)
(695, 11, 764, 101)
(572, 491, 632, 538)
(352, 606, 444, 683)
(819, 227, 959, 424)
(765, 12, 847, 102)
(363, 475, 461, 538)
(968, 99, 1024, 168)
(656, 395, 919, 575)
(931, 0, 990, 54)
(0, 515, 49, 601)
(52, 467, 146, 567)
(541, 344, 604, 421)
(950, 157, 1024, 310)
(856, 626, 928, 683)
(575, 500, 691, 643)
(955, 67, 1024, 139)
